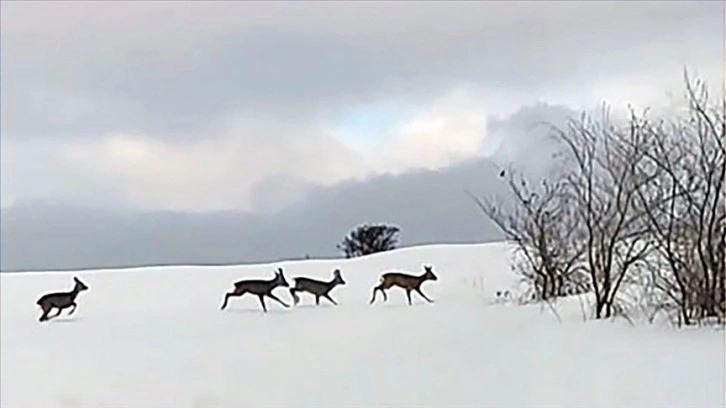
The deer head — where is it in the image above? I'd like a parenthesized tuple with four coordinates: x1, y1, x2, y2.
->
(423, 265, 438, 281)
(275, 268, 290, 287)
(332, 269, 346, 285)
(73, 276, 89, 292)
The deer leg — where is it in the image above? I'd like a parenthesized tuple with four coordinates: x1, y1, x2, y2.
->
(370, 285, 381, 304)
(257, 295, 268, 313)
(415, 287, 434, 303)
(46, 307, 62, 320)
(289, 288, 301, 305)
(323, 293, 338, 305)
(221, 290, 245, 310)
(406, 289, 413, 305)
(220, 294, 230, 310)
(267, 292, 289, 308)
(315, 295, 321, 305)
(38, 306, 51, 322)
(68, 302, 77, 315)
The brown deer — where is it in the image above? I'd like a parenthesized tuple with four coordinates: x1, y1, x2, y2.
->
(220, 267, 290, 313)
(289, 268, 346, 306)
(36, 276, 89, 322)
(370, 265, 438, 305)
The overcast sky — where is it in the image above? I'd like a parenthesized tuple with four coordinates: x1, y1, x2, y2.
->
(1, 1, 723, 271)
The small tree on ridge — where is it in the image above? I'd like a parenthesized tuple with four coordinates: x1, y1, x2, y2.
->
(338, 224, 401, 258)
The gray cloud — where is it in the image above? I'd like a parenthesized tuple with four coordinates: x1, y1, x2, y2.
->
(1, 2, 723, 270)
(2, 1, 722, 141)
(0, 158, 507, 272)
(0, 103, 575, 272)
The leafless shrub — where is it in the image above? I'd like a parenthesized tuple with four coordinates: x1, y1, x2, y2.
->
(633, 71, 725, 326)
(471, 70, 723, 326)
(546, 106, 657, 319)
(467, 167, 588, 303)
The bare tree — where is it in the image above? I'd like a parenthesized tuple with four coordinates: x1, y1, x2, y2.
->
(470, 69, 723, 325)
(635, 72, 725, 325)
(468, 167, 588, 302)
(551, 108, 658, 319)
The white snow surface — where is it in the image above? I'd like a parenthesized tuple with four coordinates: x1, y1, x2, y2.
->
(1, 242, 723, 408)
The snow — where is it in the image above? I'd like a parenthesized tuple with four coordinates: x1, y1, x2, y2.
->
(1, 242, 723, 408)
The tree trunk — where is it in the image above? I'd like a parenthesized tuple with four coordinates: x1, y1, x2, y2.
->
(595, 298, 605, 319)
(541, 275, 549, 300)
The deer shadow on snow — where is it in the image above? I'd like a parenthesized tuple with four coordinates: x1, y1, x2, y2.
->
(48, 317, 84, 324)
(222, 307, 290, 315)
(293, 303, 335, 310)
(381, 302, 430, 309)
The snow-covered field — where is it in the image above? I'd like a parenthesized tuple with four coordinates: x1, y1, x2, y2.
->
(1, 242, 723, 408)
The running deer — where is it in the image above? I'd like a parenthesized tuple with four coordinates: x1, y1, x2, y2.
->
(289, 268, 346, 306)
(370, 265, 438, 305)
(220, 268, 290, 313)
(36, 276, 89, 322)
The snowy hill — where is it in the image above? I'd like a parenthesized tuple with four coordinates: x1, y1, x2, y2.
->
(1, 242, 723, 408)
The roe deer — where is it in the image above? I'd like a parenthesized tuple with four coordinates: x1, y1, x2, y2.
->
(289, 268, 346, 306)
(220, 268, 290, 313)
(370, 265, 438, 305)
(36, 276, 89, 322)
